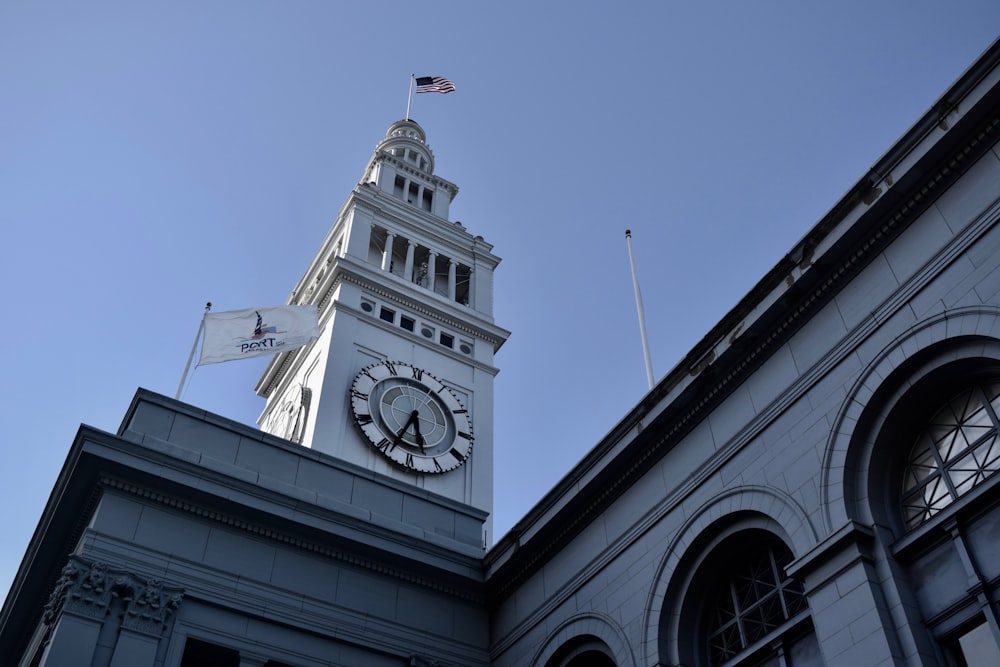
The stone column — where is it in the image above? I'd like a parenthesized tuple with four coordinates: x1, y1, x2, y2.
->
(467, 267, 475, 308)
(427, 252, 437, 292)
(787, 523, 903, 666)
(381, 233, 395, 272)
(404, 241, 416, 282)
(38, 556, 183, 667)
(38, 559, 114, 667)
(109, 579, 184, 667)
(448, 260, 457, 300)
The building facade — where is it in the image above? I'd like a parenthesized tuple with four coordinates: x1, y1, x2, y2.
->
(485, 41, 1000, 667)
(3, 41, 1000, 667)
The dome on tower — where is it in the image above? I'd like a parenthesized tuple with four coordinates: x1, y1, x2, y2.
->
(375, 119, 435, 174)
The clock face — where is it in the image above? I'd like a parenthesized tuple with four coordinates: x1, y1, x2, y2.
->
(350, 361, 473, 473)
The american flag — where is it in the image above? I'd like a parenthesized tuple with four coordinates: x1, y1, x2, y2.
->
(415, 76, 456, 94)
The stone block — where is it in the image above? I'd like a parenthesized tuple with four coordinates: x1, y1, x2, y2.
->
(834, 254, 898, 331)
(335, 568, 399, 619)
(124, 402, 175, 441)
(169, 413, 241, 461)
(396, 585, 453, 636)
(884, 207, 953, 284)
(402, 495, 455, 539)
(746, 343, 800, 413)
(455, 512, 485, 547)
(89, 492, 143, 542)
(351, 477, 403, 521)
(203, 527, 276, 582)
(789, 304, 850, 375)
(974, 260, 1000, 304)
(133, 505, 210, 563)
(269, 546, 340, 600)
(108, 630, 159, 667)
(38, 613, 102, 666)
(235, 439, 299, 485)
(935, 149, 1000, 235)
(707, 385, 756, 450)
(295, 458, 356, 503)
(966, 215, 1000, 268)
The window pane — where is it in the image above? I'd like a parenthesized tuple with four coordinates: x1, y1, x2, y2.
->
(706, 539, 809, 665)
(901, 384, 1000, 529)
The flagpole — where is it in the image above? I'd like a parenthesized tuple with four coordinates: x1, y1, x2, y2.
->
(405, 74, 414, 120)
(625, 230, 655, 390)
(176, 302, 211, 399)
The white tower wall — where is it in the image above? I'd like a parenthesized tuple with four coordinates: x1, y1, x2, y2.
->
(256, 120, 508, 541)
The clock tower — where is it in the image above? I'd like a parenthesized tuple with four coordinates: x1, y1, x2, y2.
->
(255, 119, 509, 540)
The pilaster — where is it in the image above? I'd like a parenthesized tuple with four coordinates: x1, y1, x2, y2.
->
(38, 555, 183, 667)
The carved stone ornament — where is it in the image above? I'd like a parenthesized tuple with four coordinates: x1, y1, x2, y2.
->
(43, 555, 184, 637)
(122, 577, 184, 637)
(43, 558, 113, 623)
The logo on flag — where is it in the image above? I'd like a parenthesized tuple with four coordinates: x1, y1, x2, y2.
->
(198, 305, 319, 366)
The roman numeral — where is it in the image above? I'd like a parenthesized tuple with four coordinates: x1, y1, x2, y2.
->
(385, 361, 398, 376)
(356, 413, 373, 425)
(411, 366, 423, 380)
(452, 409, 467, 414)
(351, 390, 369, 401)
(405, 453, 414, 469)
(376, 438, 393, 452)
(448, 448, 465, 463)
(433, 458, 443, 472)
(457, 431, 472, 441)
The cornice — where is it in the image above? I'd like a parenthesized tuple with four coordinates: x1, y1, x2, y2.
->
(356, 187, 493, 262)
(258, 263, 510, 399)
(372, 151, 459, 199)
(337, 268, 509, 344)
(100, 475, 486, 604)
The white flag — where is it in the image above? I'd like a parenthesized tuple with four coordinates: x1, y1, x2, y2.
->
(198, 305, 319, 366)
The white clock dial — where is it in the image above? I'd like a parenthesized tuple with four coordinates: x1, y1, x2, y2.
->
(350, 361, 473, 473)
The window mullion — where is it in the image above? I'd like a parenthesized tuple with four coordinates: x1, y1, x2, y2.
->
(730, 580, 747, 650)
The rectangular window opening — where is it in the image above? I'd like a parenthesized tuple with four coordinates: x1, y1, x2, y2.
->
(181, 638, 240, 667)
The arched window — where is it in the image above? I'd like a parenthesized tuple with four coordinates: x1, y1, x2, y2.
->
(698, 531, 820, 667)
(901, 381, 1000, 529)
(543, 636, 616, 667)
(868, 357, 1000, 666)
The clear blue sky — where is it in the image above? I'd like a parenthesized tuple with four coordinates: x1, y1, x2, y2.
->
(2, 1, 998, 596)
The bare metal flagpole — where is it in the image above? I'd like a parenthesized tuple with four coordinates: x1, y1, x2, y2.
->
(176, 302, 212, 399)
(405, 74, 415, 120)
(625, 230, 655, 390)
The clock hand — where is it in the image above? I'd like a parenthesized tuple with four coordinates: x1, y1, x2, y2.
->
(393, 410, 422, 449)
(410, 411, 426, 453)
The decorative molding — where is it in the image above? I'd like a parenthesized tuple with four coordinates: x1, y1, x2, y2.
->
(339, 272, 502, 344)
(122, 576, 184, 637)
(43, 558, 113, 624)
(375, 151, 459, 198)
(99, 477, 485, 604)
(528, 612, 636, 667)
(43, 555, 183, 639)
